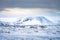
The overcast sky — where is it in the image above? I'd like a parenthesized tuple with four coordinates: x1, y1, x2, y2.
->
(0, 0, 60, 21)
(0, 0, 60, 9)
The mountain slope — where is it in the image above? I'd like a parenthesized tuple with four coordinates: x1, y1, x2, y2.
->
(16, 16, 54, 25)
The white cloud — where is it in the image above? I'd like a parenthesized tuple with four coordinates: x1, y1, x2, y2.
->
(0, 8, 60, 21)
(0, 8, 52, 14)
(0, 8, 55, 17)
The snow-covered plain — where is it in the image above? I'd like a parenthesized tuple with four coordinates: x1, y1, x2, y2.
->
(0, 25, 60, 40)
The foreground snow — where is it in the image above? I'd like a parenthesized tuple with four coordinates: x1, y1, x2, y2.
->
(0, 25, 60, 40)
(0, 34, 60, 40)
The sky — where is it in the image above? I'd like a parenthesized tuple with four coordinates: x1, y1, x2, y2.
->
(0, 0, 60, 22)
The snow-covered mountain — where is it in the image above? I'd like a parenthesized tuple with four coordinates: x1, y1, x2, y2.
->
(16, 16, 54, 25)
(56, 21, 60, 25)
(0, 16, 59, 26)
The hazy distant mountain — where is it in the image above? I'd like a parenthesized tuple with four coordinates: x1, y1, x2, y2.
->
(16, 16, 54, 25)
(0, 16, 59, 26)
(56, 21, 60, 25)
